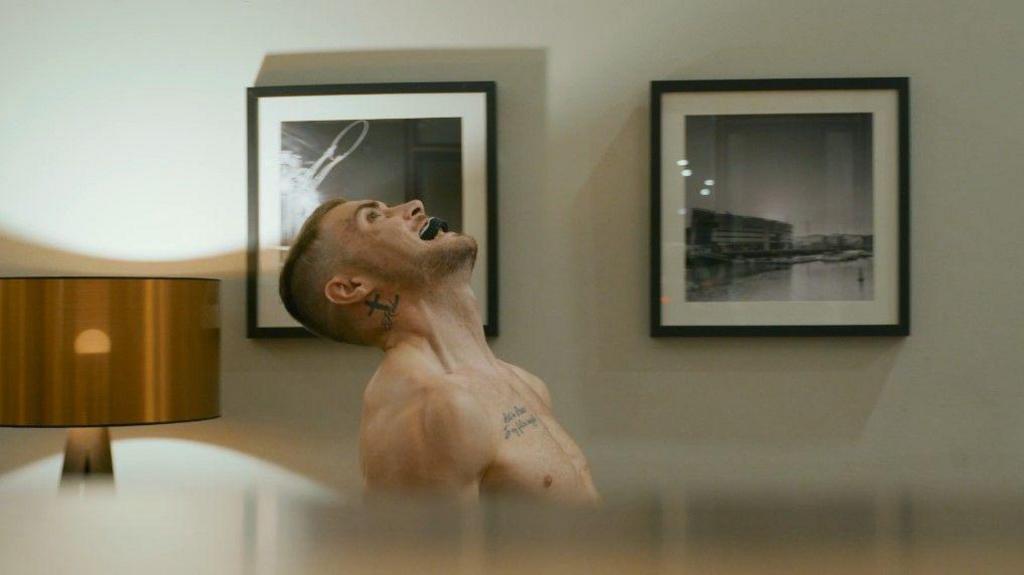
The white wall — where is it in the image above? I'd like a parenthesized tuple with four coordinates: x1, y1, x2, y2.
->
(1, 0, 1022, 498)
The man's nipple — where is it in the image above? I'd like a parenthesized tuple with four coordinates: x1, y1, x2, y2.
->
(543, 475, 553, 488)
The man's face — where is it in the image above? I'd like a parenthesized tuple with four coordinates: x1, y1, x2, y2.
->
(321, 199, 477, 288)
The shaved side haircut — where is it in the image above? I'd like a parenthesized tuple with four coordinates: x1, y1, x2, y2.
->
(278, 198, 351, 341)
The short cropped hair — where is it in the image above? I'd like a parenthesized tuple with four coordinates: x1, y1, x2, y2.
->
(279, 198, 349, 341)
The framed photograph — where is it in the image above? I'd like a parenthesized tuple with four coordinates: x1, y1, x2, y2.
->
(651, 78, 909, 336)
(247, 82, 497, 338)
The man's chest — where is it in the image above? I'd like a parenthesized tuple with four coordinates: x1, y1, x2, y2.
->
(362, 365, 598, 502)
(479, 399, 596, 500)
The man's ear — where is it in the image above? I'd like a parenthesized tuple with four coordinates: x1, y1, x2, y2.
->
(324, 274, 374, 306)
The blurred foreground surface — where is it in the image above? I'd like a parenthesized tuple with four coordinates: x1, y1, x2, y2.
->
(2, 485, 1024, 574)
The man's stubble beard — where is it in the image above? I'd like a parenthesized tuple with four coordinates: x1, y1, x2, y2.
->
(365, 234, 478, 290)
(420, 233, 478, 282)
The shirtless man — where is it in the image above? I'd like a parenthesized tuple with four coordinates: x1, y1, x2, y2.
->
(279, 198, 599, 504)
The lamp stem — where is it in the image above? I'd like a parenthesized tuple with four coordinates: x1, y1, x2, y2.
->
(61, 427, 114, 484)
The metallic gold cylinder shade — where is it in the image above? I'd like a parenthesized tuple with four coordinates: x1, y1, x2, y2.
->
(0, 277, 220, 427)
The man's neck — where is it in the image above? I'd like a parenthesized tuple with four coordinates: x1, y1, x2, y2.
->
(380, 277, 497, 374)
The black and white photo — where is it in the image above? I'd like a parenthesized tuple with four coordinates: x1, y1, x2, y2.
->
(651, 78, 909, 336)
(248, 83, 497, 338)
(683, 113, 874, 303)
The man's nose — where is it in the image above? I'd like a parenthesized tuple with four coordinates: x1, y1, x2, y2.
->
(398, 200, 424, 219)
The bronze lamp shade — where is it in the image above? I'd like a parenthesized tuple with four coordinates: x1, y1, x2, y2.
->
(0, 277, 220, 482)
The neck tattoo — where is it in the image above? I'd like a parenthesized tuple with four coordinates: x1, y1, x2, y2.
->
(365, 292, 400, 331)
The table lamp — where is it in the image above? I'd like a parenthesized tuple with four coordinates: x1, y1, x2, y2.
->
(0, 277, 220, 484)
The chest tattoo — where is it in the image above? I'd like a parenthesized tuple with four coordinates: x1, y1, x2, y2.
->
(502, 405, 539, 440)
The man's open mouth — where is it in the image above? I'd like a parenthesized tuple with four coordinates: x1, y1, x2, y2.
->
(418, 217, 449, 241)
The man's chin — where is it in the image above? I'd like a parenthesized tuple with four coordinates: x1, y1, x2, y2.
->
(423, 233, 477, 277)
(446, 233, 478, 263)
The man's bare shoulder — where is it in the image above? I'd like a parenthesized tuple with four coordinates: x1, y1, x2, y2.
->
(500, 361, 553, 408)
(361, 353, 498, 491)
(416, 383, 496, 454)
(363, 345, 440, 404)
(366, 360, 494, 444)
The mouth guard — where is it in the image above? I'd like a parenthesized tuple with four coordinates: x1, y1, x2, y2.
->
(419, 217, 449, 240)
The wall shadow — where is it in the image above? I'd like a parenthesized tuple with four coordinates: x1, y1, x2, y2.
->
(569, 106, 905, 445)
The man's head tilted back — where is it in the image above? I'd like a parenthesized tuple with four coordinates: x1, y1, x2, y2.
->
(279, 198, 477, 346)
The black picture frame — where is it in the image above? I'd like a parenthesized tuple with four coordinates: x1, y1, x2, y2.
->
(650, 77, 909, 337)
(247, 82, 498, 338)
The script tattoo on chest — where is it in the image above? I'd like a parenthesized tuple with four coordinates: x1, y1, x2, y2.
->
(365, 292, 399, 331)
(502, 405, 539, 440)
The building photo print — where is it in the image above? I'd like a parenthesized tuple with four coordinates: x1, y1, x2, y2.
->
(683, 113, 874, 303)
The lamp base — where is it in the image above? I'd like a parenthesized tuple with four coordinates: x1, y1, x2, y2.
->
(61, 427, 113, 485)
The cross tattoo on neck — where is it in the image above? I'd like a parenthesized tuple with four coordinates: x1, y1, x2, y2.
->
(365, 292, 400, 331)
